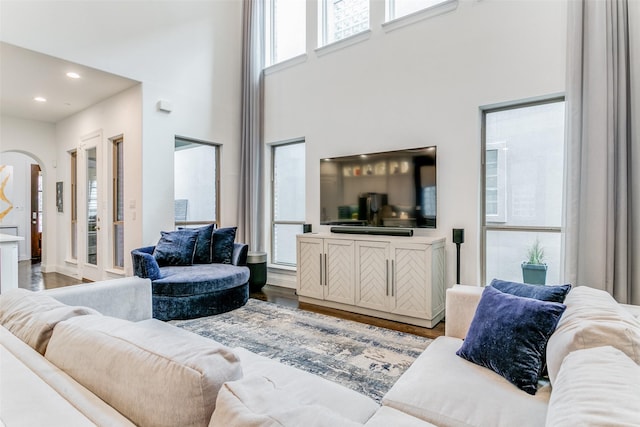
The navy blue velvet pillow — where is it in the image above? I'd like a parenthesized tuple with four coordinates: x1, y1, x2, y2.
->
(153, 229, 198, 266)
(490, 278, 571, 303)
(211, 227, 237, 264)
(456, 286, 566, 395)
(186, 224, 216, 264)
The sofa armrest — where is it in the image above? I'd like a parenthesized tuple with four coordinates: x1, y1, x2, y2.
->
(232, 243, 249, 266)
(131, 247, 161, 280)
(43, 277, 153, 322)
(444, 285, 484, 339)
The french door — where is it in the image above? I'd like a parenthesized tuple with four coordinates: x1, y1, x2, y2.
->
(78, 132, 104, 281)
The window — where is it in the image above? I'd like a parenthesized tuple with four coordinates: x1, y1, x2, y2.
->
(174, 137, 219, 228)
(320, 0, 369, 46)
(112, 138, 124, 269)
(482, 98, 565, 285)
(70, 151, 78, 260)
(386, 0, 450, 21)
(265, 0, 306, 66)
(272, 141, 305, 266)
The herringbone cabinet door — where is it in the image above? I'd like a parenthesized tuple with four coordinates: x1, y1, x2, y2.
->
(392, 244, 431, 318)
(324, 239, 355, 304)
(355, 241, 390, 311)
(297, 238, 324, 299)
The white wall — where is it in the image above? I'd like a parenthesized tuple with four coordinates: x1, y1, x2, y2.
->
(0, 0, 243, 249)
(0, 116, 56, 265)
(55, 85, 142, 278)
(263, 0, 567, 287)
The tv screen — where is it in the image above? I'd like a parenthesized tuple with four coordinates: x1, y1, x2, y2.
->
(320, 146, 436, 229)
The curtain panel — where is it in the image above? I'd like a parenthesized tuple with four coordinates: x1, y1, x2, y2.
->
(237, 0, 265, 252)
(563, 0, 639, 304)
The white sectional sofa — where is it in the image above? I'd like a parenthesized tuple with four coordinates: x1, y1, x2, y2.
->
(1, 278, 639, 426)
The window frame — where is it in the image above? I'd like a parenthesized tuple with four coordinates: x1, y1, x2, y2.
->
(112, 137, 124, 270)
(70, 150, 78, 260)
(265, 0, 307, 67)
(382, 0, 458, 32)
(271, 139, 306, 268)
(319, 0, 370, 48)
(173, 136, 221, 229)
(480, 96, 565, 285)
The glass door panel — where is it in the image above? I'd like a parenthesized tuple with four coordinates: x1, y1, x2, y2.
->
(86, 147, 98, 265)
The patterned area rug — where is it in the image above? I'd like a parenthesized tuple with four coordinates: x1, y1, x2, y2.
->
(171, 299, 431, 402)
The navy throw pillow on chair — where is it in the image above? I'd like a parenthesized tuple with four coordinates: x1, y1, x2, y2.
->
(212, 227, 237, 264)
(490, 278, 571, 303)
(153, 229, 199, 266)
(188, 224, 216, 264)
(456, 286, 566, 395)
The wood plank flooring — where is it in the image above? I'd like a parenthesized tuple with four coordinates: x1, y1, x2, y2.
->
(18, 261, 445, 338)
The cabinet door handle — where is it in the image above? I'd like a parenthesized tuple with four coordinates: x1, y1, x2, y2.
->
(319, 254, 323, 286)
(391, 260, 395, 297)
(386, 259, 390, 296)
(324, 253, 328, 286)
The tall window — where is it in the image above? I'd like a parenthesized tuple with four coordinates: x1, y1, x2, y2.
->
(112, 138, 124, 269)
(174, 137, 219, 228)
(265, 0, 306, 66)
(272, 141, 305, 266)
(70, 151, 78, 260)
(482, 98, 565, 285)
(386, 0, 451, 21)
(320, 0, 369, 46)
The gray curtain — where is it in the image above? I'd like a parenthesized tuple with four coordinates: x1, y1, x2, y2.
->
(237, 0, 264, 252)
(563, 0, 639, 304)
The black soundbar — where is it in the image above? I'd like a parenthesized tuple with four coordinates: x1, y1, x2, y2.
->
(330, 226, 414, 237)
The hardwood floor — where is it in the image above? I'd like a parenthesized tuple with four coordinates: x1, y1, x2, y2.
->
(18, 260, 83, 291)
(18, 261, 445, 339)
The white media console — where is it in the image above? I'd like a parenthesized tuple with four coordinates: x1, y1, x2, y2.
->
(296, 233, 446, 328)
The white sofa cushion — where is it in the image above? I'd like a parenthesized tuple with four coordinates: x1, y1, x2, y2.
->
(382, 336, 551, 427)
(1, 326, 135, 426)
(0, 344, 96, 427)
(0, 288, 99, 354)
(365, 406, 438, 427)
(210, 375, 364, 427)
(233, 347, 379, 423)
(44, 315, 242, 427)
(546, 286, 640, 384)
(546, 346, 640, 426)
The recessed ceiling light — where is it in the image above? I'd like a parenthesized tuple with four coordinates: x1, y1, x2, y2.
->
(34, 96, 47, 102)
(66, 72, 81, 79)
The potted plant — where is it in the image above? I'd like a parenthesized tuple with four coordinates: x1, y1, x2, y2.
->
(521, 238, 547, 285)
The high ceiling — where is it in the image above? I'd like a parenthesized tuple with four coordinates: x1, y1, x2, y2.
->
(0, 42, 139, 124)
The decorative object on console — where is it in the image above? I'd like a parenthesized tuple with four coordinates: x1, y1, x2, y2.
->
(456, 286, 566, 395)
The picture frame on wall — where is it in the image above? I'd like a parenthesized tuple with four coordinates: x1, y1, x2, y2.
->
(56, 181, 63, 213)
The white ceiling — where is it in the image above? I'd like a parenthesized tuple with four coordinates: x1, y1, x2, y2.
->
(0, 42, 139, 124)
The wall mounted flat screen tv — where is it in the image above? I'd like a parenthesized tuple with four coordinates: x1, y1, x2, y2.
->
(320, 146, 436, 229)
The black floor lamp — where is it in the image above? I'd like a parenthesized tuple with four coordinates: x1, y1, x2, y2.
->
(453, 229, 464, 284)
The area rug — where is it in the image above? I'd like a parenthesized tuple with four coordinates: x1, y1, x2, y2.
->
(171, 299, 431, 402)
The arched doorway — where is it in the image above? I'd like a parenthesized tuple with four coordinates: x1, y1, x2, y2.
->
(0, 151, 45, 265)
